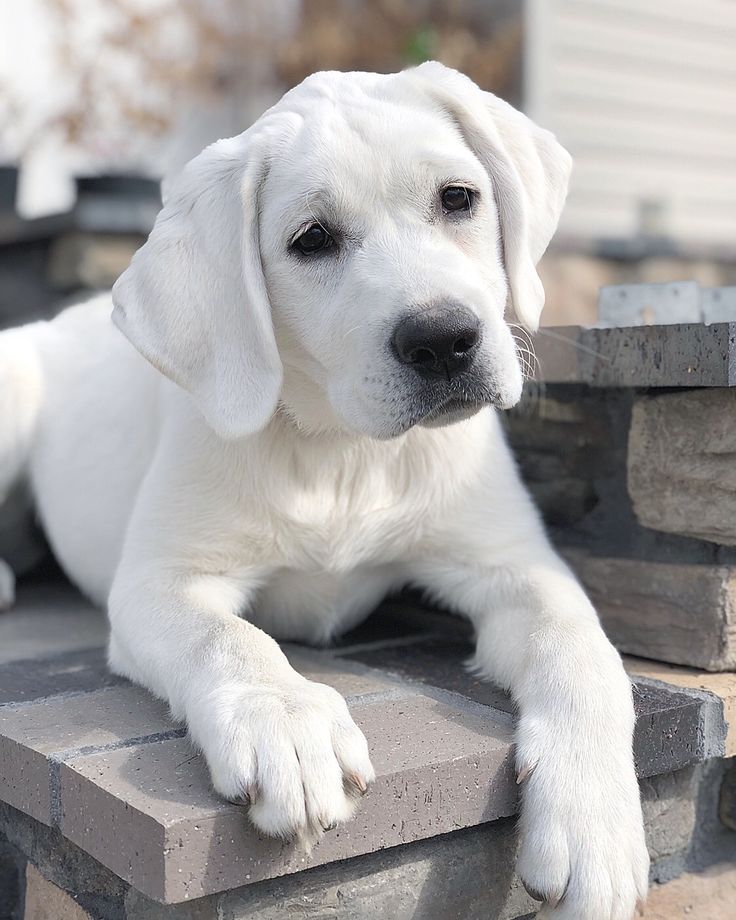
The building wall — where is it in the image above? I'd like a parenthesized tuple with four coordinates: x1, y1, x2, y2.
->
(526, 0, 736, 253)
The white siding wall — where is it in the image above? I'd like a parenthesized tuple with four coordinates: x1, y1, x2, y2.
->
(525, 0, 736, 250)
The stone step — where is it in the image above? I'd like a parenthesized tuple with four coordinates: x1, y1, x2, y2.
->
(0, 584, 723, 907)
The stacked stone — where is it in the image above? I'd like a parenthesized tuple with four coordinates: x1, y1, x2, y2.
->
(503, 282, 736, 907)
(508, 282, 736, 674)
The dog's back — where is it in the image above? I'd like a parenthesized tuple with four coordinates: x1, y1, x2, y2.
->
(0, 295, 160, 604)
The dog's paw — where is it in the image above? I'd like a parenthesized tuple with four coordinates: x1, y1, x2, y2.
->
(515, 702, 649, 918)
(196, 678, 374, 843)
(0, 559, 15, 611)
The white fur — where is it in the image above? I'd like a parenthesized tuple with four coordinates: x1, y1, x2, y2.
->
(0, 64, 647, 918)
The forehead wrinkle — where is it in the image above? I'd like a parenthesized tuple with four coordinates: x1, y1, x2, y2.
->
(270, 112, 488, 237)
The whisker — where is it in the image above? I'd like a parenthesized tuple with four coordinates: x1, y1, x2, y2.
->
(343, 321, 365, 338)
(535, 327, 613, 364)
(511, 333, 541, 382)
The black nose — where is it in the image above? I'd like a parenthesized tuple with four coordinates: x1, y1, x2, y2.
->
(392, 306, 481, 380)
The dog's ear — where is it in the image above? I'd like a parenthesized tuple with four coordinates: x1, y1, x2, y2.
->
(112, 130, 282, 439)
(408, 61, 571, 331)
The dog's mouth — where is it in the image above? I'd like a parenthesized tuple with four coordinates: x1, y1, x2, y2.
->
(416, 396, 489, 428)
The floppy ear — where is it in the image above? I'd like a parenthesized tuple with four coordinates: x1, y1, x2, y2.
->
(111, 130, 282, 439)
(408, 61, 572, 331)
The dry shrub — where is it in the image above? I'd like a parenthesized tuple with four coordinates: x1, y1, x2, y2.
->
(276, 0, 522, 99)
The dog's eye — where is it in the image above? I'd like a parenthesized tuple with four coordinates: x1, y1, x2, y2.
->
(441, 186, 473, 213)
(293, 223, 334, 255)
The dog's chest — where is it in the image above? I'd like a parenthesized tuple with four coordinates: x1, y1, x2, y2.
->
(260, 453, 429, 573)
(242, 458, 427, 642)
(252, 564, 398, 643)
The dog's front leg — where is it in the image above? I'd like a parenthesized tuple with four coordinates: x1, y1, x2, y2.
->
(413, 544, 649, 918)
(107, 565, 374, 841)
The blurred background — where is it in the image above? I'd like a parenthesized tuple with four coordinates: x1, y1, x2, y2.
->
(1, 0, 735, 330)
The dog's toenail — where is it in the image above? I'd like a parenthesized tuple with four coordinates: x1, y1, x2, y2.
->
(346, 773, 368, 795)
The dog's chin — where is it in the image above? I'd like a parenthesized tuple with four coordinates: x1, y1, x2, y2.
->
(416, 398, 486, 429)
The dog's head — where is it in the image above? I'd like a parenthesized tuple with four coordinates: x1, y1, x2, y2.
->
(112, 63, 571, 440)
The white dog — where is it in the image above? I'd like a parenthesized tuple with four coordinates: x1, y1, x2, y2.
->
(0, 63, 648, 918)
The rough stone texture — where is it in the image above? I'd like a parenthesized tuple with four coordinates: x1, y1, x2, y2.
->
(3, 762, 731, 920)
(688, 758, 736, 872)
(507, 385, 736, 568)
(23, 863, 91, 920)
(4, 814, 540, 920)
(629, 390, 736, 554)
(0, 803, 127, 920)
(503, 394, 613, 528)
(631, 684, 705, 779)
(533, 322, 736, 389)
(0, 686, 177, 825)
(0, 832, 22, 920)
(218, 820, 537, 920)
(626, 658, 736, 758)
(641, 768, 698, 882)
(58, 693, 516, 902)
(719, 761, 736, 832)
(283, 646, 403, 698)
(566, 550, 736, 671)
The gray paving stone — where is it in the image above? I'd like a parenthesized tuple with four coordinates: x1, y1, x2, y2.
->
(0, 586, 722, 910)
(632, 684, 704, 778)
(0, 585, 107, 665)
(283, 647, 405, 699)
(58, 694, 516, 902)
(0, 686, 176, 824)
(0, 647, 124, 705)
(533, 322, 736, 388)
(347, 637, 706, 778)
(342, 639, 515, 713)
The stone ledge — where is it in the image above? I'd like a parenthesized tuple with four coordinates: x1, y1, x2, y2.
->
(625, 657, 736, 759)
(534, 322, 736, 388)
(0, 585, 722, 905)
